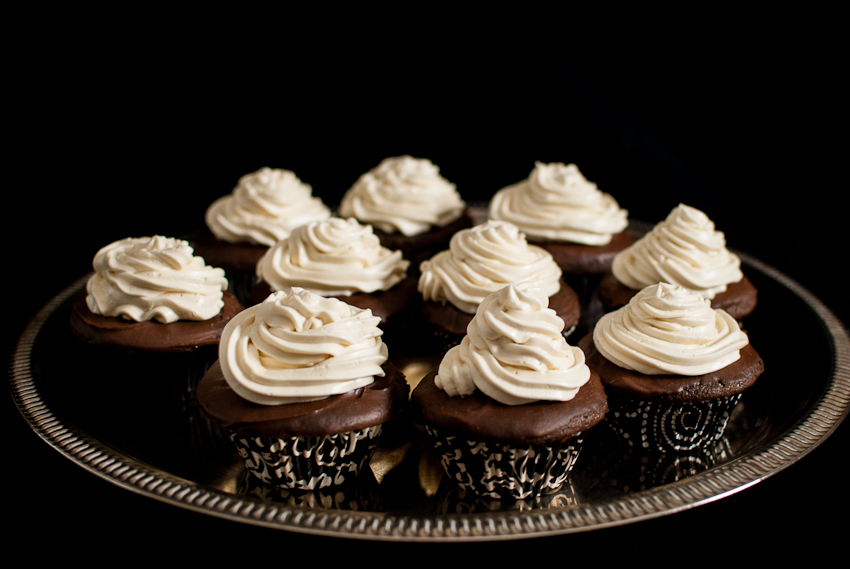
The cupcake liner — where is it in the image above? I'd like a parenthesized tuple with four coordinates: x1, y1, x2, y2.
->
(423, 424, 584, 500)
(606, 394, 742, 453)
(229, 425, 384, 489)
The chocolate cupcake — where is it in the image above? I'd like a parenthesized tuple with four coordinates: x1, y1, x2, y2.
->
(488, 162, 631, 335)
(69, 235, 243, 401)
(488, 162, 631, 276)
(581, 282, 764, 452)
(192, 167, 332, 302)
(418, 219, 580, 352)
(250, 217, 416, 340)
(597, 203, 758, 320)
(411, 285, 608, 500)
(196, 288, 409, 489)
(338, 155, 473, 272)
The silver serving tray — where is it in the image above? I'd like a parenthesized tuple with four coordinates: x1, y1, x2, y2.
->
(9, 248, 850, 542)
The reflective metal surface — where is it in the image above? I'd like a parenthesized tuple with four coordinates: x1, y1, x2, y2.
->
(9, 249, 850, 541)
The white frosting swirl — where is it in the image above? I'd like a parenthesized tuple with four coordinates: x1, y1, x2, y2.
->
(593, 282, 749, 375)
(85, 236, 228, 323)
(611, 203, 743, 299)
(219, 288, 387, 406)
(206, 167, 331, 246)
(488, 162, 628, 245)
(338, 156, 465, 237)
(418, 220, 562, 314)
(256, 217, 410, 297)
(435, 285, 591, 406)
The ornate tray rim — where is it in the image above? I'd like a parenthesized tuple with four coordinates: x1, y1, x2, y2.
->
(9, 252, 850, 542)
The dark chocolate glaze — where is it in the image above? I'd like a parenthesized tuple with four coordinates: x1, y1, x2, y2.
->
(530, 230, 633, 275)
(420, 277, 581, 337)
(596, 272, 758, 320)
(69, 290, 244, 354)
(196, 360, 409, 438)
(249, 276, 418, 325)
(372, 209, 474, 259)
(410, 369, 608, 446)
(578, 333, 764, 403)
(190, 228, 269, 273)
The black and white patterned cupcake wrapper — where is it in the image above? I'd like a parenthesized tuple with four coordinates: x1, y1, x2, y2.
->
(423, 425, 584, 500)
(433, 473, 580, 514)
(229, 425, 383, 489)
(605, 394, 742, 453)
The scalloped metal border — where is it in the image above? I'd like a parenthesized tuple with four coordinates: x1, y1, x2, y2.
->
(9, 255, 850, 542)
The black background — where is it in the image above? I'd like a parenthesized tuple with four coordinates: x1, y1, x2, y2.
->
(6, 3, 848, 561)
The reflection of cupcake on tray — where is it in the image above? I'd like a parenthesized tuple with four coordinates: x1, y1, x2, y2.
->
(68, 235, 243, 401)
(250, 217, 416, 337)
(598, 204, 758, 320)
(192, 167, 332, 301)
(195, 288, 409, 489)
(418, 219, 580, 352)
(432, 472, 580, 514)
(338, 155, 473, 271)
(410, 285, 607, 501)
(580, 282, 764, 453)
(573, 412, 738, 499)
(236, 467, 380, 512)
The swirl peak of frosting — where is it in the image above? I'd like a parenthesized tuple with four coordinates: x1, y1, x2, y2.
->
(611, 203, 742, 299)
(418, 220, 562, 314)
(205, 167, 331, 247)
(488, 162, 628, 245)
(338, 155, 465, 237)
(435, 285, 591, 405)
(593, 282, 749, 375)
(219, 287, 387, 406)
(256, 217, 410, 297)
(85, 235, 228, 323)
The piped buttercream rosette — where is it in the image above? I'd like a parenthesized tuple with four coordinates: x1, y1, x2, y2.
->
(418, 220, 562, 314)
(256, 217, 410, 297)
(592, 282, 749, 376)
(435, 285, 591, 406)
(219, 288, 388, 406)
(611, 204, 743, 299)
(338, 155, 465, 237)
(85, 235, 228, 324)
(488, 162, 628, 246)
(205, 167, 331, 247)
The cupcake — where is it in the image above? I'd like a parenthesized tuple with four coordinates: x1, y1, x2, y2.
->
(250, 217, 416, 333)
(338, 155, 473, 270)
(192, 167, 332, 301)
(195, 287, 409, 489)
(418, 219, 580, 351)
(580, 282, 764, 452)
(488, 162, 631, 277)
(597, 203, 758, 320)
(411, 285, 608, 500)
(68, 235, 243, 400)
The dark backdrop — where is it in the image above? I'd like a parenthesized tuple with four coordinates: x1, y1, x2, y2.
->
(6, 3, 847, 560)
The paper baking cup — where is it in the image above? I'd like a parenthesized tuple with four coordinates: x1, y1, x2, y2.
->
(229, 425, 383, 489)
(606, 394, 742, 453)
(423, 425, 584, 500)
